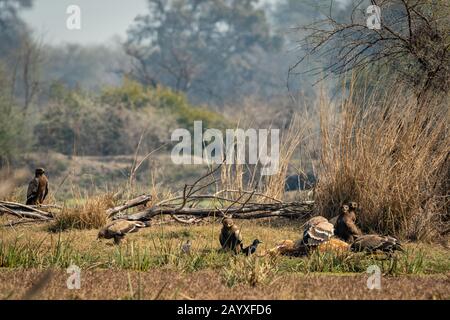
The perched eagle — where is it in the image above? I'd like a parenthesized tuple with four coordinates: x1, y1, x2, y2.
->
(98, 219, 147, 245)
(26, 168, 48, 205)
(219, 217, 243, 253)
(351, 234, 404, 253)
(335, 203, 362, 242)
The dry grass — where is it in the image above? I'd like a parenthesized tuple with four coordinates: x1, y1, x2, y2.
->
(1, 218, 448, 273)
(2, 269, 449, 300)
(0, 168, 30, 200)
(263, 114, 309, 200)
(314, 80, 449, 240)
(219, 114, 308, 202)
(0, 216, 448, 299)
(50, 193, 115, 231)
(222, 255, 279, 287)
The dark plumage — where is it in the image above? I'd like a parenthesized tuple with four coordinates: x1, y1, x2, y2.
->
(98, 219, 147, 245)
(26, 168, 48, 205)
(329, 215, 338, 227)
(301, 216, 334, 246)
(351, 234, 404, 253)
(219, 217, 243, 253)
(241, 239, 262, 256)
(335, 203, 362, 243)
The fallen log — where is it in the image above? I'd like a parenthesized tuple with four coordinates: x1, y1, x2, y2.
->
(2, 218, 52, 227)
(114, 164, 315, 224)
(0, 204, 53, 220)
(106, 194, 152, 218)
(0, 201, 56, 218)
(120, 200, 314, 222)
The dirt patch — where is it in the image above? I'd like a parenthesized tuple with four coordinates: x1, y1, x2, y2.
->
(0, 269, 448, 300)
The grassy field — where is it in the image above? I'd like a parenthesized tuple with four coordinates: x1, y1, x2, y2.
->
(1, 217, 449, 300)
(1, 85, 448, 300)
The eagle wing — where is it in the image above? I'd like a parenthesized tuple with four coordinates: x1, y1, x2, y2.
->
(219, 230, 226, 247)
(108, 220, 142, 235)
(43, 179, 49, 200)
(351, 234, 402, 252)
(379, 236, 403, 252)
(26, 178, 38, 201)
(304, 216, 328, 230)
(303, 216, 334, 245)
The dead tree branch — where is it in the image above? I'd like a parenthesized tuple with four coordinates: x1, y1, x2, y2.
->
(106, 194, 152, 218)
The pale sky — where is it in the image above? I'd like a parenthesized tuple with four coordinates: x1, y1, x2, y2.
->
(20, 0, 148, 45)
(20, 0, 350, 45)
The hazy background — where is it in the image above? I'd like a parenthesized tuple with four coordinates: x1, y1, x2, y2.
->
(21, 0, 350, 45)
(21, 0, 148, 45)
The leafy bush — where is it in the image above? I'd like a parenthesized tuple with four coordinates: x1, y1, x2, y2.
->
(35, 81, 229, 157)
(101, 78, 151, 109)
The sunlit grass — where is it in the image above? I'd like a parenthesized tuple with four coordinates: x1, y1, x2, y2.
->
(0, 222, 447, 277)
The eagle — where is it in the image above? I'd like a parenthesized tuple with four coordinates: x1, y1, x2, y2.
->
(97, 219, 147, 245)
(301, 216, 334, 246)
(219, 217, 243, 253)
(335, 203, 362, 242)
(351, 234, 404, 253)
(26, 168, 48, 205)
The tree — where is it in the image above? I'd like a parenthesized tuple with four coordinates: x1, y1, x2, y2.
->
(293, 0, 450, 98)
(0, 0, 33, 56)
(14, 35, 43, 111)
(0, 65, 30, 165)
(125, 0, 283, 105)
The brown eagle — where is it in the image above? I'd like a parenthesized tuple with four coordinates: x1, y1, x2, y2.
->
(26, 168, 48, 205)
(335, 203, 362, 242)
(219, 217, 243, 253)
(351, 234, 404, 253)
(98, 219, 147, 245)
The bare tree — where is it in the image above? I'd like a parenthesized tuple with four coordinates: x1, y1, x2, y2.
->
(292, 0, 450, 98)
(16, 35, 43, 111)
(124, 0, 282, 104)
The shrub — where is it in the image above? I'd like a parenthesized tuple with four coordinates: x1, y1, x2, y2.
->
(36, 80, 229, 157)
(50, 194, 115, 231)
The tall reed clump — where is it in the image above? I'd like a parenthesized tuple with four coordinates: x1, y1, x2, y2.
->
(315, 81, 449, 241)
(219, 115, 308, 202)
(50, 193, 115, 231)
(263, 114, 308, 200)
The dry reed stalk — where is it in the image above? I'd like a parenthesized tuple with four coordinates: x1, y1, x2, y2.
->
(315, 80, 449, 240)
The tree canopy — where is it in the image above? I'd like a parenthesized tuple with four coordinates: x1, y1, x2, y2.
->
(125, 0, 283, 105)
